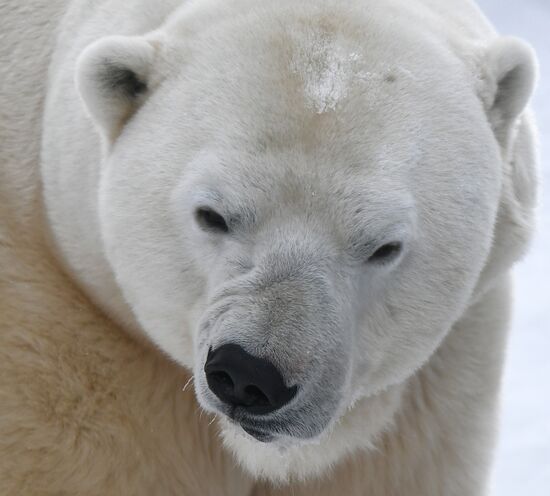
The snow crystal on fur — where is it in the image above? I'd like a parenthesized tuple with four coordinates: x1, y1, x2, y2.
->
(292, 33, 361, 113)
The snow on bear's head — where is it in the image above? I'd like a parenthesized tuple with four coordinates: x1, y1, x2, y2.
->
(75, 0, 537, 482)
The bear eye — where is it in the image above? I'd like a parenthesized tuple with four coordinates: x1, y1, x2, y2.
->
(367, 242, 403, 264)
(195, 207, 229, 233)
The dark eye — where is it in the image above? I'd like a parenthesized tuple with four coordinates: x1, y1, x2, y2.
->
(195, 207, 229, 233)
(368, 242, 403, 264)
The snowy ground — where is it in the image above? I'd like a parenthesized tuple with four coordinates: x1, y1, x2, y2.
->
(475, 1, 550, 495)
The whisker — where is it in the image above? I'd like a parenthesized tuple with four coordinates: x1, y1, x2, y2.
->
(182, 375, 195, 392)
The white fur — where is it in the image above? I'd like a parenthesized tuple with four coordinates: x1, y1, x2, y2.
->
(34, 0, 538, 491)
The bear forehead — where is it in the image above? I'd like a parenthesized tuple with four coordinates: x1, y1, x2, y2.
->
(163, 1, 464, 115)
(157, 5, 472, 163)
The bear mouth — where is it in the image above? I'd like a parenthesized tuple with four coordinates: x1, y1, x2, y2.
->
(219, 399, 328, 443)
(240, 423, 275, 443)
(229, 406, 277, 442)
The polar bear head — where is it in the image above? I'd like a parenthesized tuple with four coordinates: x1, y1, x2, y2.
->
(74, 0, 537, 482)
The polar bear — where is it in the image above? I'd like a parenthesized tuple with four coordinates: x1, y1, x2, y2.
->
(1, 0, 538, 494)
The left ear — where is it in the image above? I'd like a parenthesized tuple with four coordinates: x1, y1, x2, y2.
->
(473, 38, 539, 300)
(479, 37, 537, 154)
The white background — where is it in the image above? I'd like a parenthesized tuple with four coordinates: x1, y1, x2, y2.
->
(475, 1, 550, 495)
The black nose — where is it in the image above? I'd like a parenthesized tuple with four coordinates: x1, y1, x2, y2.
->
(204, 344, 297, 415)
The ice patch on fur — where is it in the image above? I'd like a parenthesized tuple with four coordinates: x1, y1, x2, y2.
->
(292, 34, 362, 114)
(291, 34, 418, 114)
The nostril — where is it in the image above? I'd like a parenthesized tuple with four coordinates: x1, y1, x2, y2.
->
(243, 385, 270, 407)
(210, 371, 234, 395)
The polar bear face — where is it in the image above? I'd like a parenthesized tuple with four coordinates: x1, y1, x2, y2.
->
(74, 2, 536, 481)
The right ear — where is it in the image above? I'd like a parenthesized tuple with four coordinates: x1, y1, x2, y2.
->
(478, 37, 537, 155)
(75, 35, 158, 142)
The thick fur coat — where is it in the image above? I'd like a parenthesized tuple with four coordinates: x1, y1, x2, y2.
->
(0, 0, 538, 494)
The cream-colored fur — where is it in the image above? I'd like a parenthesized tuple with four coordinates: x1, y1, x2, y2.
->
(0, 0, 538, 494)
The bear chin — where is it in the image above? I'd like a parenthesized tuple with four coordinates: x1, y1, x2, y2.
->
(217, 416, 331, 483)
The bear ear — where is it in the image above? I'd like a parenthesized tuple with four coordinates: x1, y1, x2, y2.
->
(472, 38, 539, 300)
(76, 35, 158, 142)
(480, 37, 537, 152)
